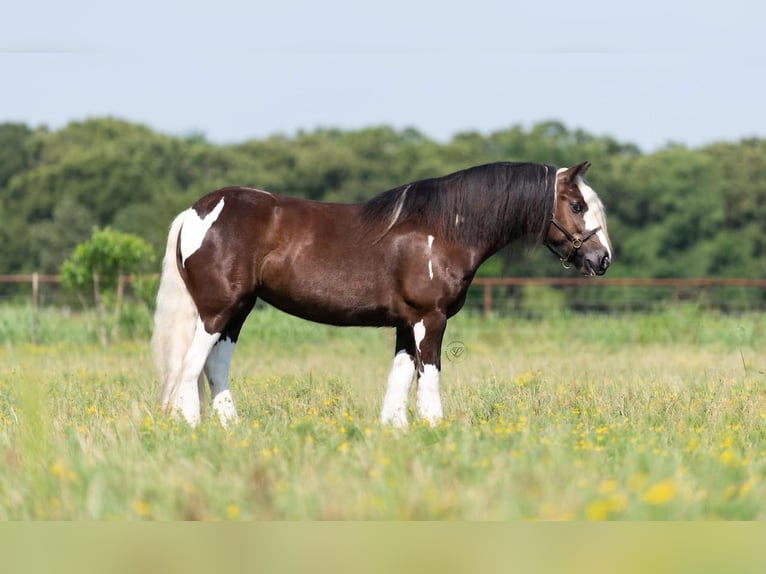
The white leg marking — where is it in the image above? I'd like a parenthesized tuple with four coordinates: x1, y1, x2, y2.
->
(173, 319, 220, 426)
(413, 320, 426, 354)
(204, 337, 239, 427)
(417, 364, 443, 425)
(380, 350, 416, 428)
(427, 235, 435, 280)
(179, 198, 225, 266)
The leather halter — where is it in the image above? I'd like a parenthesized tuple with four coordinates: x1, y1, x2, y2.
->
(545, 216, 602, 269)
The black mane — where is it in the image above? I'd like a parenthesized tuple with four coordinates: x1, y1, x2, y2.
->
(360, 162, 556, 247)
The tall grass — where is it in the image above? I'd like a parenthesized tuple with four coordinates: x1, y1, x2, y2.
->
(0, 303, 153, 346)
(0, 304, 764, 519)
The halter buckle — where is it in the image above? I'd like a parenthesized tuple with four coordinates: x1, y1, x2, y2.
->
(546, 216, 602, 269)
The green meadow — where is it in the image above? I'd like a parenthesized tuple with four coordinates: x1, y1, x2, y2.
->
(0, 304, 764, 520)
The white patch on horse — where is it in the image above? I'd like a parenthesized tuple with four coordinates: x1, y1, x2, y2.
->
(577, 176, 612, 258)
(245, 187, 274, 197)
(380, 350, 416, 428)
(204, 337, 238, 427)
(179, 198, 225, 266)
(427, 235, 434, 280)
(173, 318, 221, 426)
(413, 320, 426, 354)
(417, 364, 443, 425)
(381, 184, 410, 235)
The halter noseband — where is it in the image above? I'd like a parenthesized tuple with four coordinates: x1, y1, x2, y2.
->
(545, 216, 601, 269)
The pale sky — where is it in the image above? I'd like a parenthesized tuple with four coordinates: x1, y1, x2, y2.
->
(3, 1, 764, 152)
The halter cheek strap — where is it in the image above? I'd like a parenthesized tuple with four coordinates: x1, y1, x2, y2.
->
(545, 217, 602, 269)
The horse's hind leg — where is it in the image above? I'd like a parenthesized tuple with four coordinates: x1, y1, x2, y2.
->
(203, 297, 255, 427)
(173, 318, 221, 426)
(204, 337, 238, 426)
(380, 326, 417, 428)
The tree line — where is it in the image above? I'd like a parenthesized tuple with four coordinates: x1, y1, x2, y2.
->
(1, 117, 764, 283)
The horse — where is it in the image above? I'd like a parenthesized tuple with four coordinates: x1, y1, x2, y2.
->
(151, 161, 612, 428)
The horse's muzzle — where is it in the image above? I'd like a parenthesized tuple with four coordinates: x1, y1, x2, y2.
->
(583, 252, 611, 276)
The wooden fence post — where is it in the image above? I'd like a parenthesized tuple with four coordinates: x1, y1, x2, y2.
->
(483, 283, 492, 317)
(31, 272, 39, 344)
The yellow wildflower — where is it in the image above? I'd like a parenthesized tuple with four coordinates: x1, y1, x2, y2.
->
(585, 500, 610, 521)
(49, 460, 77, 482)
(598, 479, 618, 495)
(643, 479, 677, 505)
(226, 504, 240, 520)
(719, 450, 736, 465)
(132, 499, 151, 517)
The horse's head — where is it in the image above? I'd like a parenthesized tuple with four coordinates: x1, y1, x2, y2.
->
(545, 161, 612, 276)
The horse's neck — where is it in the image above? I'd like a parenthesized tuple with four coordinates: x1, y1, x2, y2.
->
(458, 173, 548, 261)
(474, 217, 538, 264)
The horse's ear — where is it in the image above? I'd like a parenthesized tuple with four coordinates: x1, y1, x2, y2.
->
(562, 161, 591, 182)
(577, 161, 592, 176)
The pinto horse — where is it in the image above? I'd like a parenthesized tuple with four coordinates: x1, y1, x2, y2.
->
(152, 161, 612, 427)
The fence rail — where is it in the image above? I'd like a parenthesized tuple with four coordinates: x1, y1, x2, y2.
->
(2, 274, 765, 315)
(471, 277, 766, 316)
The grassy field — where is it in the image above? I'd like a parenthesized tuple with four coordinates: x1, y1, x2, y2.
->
(0, 304, 765, 520)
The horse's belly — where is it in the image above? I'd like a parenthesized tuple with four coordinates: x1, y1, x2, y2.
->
(257, 279, 399, 327)
(259, 291, 397, 327)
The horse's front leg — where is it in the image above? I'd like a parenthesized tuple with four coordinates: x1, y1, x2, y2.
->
(413, 310, 447, 425)
(380, 326, 417, 428)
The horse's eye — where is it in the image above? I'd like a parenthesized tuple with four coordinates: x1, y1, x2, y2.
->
(571, 202, 583, 214)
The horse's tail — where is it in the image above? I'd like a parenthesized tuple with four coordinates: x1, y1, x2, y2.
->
(151, 210, 199, 410)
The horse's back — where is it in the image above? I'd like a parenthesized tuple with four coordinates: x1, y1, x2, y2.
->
(191, 186, 276, 216)
(182, 187, 381, 314)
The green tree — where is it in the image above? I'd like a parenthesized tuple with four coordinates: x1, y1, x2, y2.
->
(2, 118, 229, 272)
(0, 123, 37, 275)
(60, 227, 155, 345)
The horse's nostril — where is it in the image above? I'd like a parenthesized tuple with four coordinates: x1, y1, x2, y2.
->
(601, 255, 611, 270)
